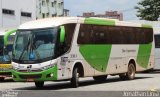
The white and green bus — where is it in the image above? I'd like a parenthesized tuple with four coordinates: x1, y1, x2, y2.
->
(0, 28, 16, 81)
(12, 17, 154, 88)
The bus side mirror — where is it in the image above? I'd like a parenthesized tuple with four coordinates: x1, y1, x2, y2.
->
(60, 26, 65, 43)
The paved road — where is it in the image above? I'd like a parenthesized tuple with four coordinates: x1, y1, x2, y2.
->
(0, 72, 160, 91)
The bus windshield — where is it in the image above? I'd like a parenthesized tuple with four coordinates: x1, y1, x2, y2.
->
(0, 36, 11, 63)
(0, 36, 4, 55)
(0, 36, 4, 62)
(13, 28, 58, 63)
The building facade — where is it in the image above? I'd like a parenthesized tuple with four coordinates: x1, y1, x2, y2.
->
(82, 11, 123, 21)
(0, 0, 66, 28)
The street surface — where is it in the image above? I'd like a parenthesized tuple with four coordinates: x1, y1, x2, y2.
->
(0, 71, 160, 91)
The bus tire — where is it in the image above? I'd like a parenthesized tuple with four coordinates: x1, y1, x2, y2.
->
(93, 75, 107, 82)
(35, 81, 44, 88)
(0, 77, 5, 82)
(71, 68, 79, 88)
(126, 63, 136, 80)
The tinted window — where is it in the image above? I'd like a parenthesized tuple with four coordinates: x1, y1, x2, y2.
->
(77, 24, 153, 44)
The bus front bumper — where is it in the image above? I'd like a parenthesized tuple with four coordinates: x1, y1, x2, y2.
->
(0, 71, 12, 78)
(12, 66, 58, 82)
(0, 64, 12, 78)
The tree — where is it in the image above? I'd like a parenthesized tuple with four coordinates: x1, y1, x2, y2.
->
(135, 0, 160, 21)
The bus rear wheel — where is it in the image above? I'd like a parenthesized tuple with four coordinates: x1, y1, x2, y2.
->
(71, 68, 79, 88)
(0, 77, 5, 82)
(126, 63, 136, 80)
(35, 81, 44, 88)
(119, 63, 136, 80)
(93, 75, 107, 81)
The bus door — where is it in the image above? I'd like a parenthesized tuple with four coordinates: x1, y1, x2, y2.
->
(154, 35, 160, 70)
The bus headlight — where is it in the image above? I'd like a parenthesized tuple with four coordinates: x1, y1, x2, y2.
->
(12, 64, 19, 70)
(12, 66, 19, 70)
(41, 64, 55, 70)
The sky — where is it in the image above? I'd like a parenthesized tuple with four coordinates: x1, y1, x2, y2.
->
(64, 0, 142, 21)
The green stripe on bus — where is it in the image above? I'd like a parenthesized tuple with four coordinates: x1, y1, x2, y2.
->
(84, 18, 115, 26)
(142, 24, 152, 28)
(79, 45, 112, 72)
(137, 43, 152, 68)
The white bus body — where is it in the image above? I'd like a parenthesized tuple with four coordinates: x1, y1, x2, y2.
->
(11, 17, 154, 88)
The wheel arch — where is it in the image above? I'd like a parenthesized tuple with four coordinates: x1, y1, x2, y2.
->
(71, 61, 84, 77)
(128, 59, 136, 71)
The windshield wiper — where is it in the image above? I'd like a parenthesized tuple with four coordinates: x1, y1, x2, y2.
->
(18, 37, 31, 61)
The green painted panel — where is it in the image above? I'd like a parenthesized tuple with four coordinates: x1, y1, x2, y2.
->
(79, 45, 112, 72)
(137, 44, 152, 68)
(84, 18, 115, 26)
(142, 24, 152, 28)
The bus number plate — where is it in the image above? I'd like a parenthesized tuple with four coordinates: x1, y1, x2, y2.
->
(26, 78, 34, 82)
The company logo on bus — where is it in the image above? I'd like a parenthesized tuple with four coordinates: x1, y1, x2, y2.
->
(27, 65, 32, 72)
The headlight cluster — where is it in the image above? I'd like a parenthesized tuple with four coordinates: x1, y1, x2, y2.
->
(12, 66, 19, 70)
(12, 63, 20, 70)
(40, 64, 55, 70)
(12, 63, 56, 71)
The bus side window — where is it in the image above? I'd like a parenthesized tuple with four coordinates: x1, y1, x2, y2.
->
(78, 24, 93, 44)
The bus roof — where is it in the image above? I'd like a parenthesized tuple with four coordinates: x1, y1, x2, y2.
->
(0, 32, 5, 36)
(0, 28, 14, 36)
(0, 28, 16, 35)
(19, 17, 79, 30)
(154, 27, 160, 35)
(0, 28, 8, 35)
(18, 17, 152, 30)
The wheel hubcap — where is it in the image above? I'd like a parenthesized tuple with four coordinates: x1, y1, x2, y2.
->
(128, 65, 135, 77)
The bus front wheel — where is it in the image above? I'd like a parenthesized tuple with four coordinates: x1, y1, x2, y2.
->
(119, 63, 136, 80)
(71, 68, 79, 88)
(35, 81, 44, 88)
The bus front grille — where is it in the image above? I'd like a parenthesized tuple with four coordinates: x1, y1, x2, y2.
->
(0, 72, 12, 75)
(17, 70, 42, 72)
(19, 74, 42, 79)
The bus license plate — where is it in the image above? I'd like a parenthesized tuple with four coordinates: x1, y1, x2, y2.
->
(26, 78, 34, 82)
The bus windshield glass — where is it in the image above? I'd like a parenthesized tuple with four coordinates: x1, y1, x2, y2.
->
(0, 36, 4, 62)
(13, 28, 58, 63)
(0, 36, 4, 55)
(0, 35, 11, 63)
